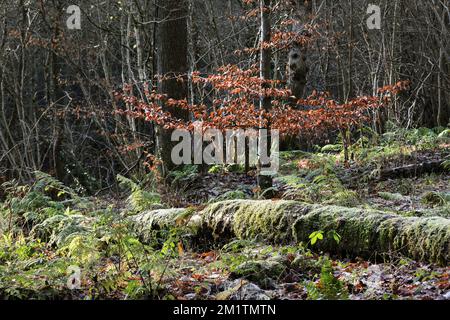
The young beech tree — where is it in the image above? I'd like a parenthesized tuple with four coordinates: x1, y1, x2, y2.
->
(117, 0, 410, 192)
(118, 65, 408, 174)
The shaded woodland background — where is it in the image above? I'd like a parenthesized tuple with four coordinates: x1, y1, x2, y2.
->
(0, 0, 448, 190)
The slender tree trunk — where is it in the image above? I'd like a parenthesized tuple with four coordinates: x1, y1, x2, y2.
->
(436, 6, 448, 126)
(346, 0, 354, 101)
(257, 0, 273, 192)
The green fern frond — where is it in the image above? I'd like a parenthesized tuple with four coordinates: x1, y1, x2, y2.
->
(117, 175, 161, 211)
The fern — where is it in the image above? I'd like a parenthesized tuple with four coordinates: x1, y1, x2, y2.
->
(317, 259, 348, 300)
(33, 171, 78, 200)
(421, 192, 448, 206)
(168, 165, 199, 189)
(0, 171, 92, 227)
(442, 160, 450, 172)
(31, 214, 94, 246)
(117, 175, 161, 211)
(61, 235, 100, 266)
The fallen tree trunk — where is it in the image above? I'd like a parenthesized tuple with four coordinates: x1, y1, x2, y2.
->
(344, 160, 448, 187)
(379, 160, 446, 180)
(131, 200, 450, 265)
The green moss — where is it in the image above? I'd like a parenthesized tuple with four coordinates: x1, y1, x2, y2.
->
(293, 205, 450, 265)
(378, 192, 405, 201)
(293, 206, 384, 255)
(230, 259, 285, 285)
(130, 208, 192, 242)
(131, 200, 450, 265)
(202, 200, 450, 265)
(199, 201, 240, 239)
(321, 144, 342, 153)
(201, 200, 308, 242)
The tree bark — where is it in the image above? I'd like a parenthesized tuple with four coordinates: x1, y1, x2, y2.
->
(257, 0, 273, 192)
(156, 0, 190, 174)
(287, 0, 311, 101)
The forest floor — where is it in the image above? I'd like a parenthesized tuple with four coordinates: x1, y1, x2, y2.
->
(0, 127, 449, 300)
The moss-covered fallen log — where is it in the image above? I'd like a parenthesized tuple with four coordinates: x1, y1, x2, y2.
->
(130, 208, 191, 243)
(292, 205, 450, 265)
(379, 160, 446, 180)
(131, 200, 450, 265)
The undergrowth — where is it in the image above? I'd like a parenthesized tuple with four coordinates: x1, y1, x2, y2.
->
(0, 172, 184, 300)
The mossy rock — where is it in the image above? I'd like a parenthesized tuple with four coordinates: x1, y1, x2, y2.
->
(230, 259, 286, 286)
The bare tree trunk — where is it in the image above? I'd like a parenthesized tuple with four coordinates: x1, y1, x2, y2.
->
(257, 0, 273, 192)
(156, 0, 190, 175)
(287, 0, 311, 101)
(46, 5, 66, 181)
(436, 5, 448, 126)
(346, 0, 354, 102)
